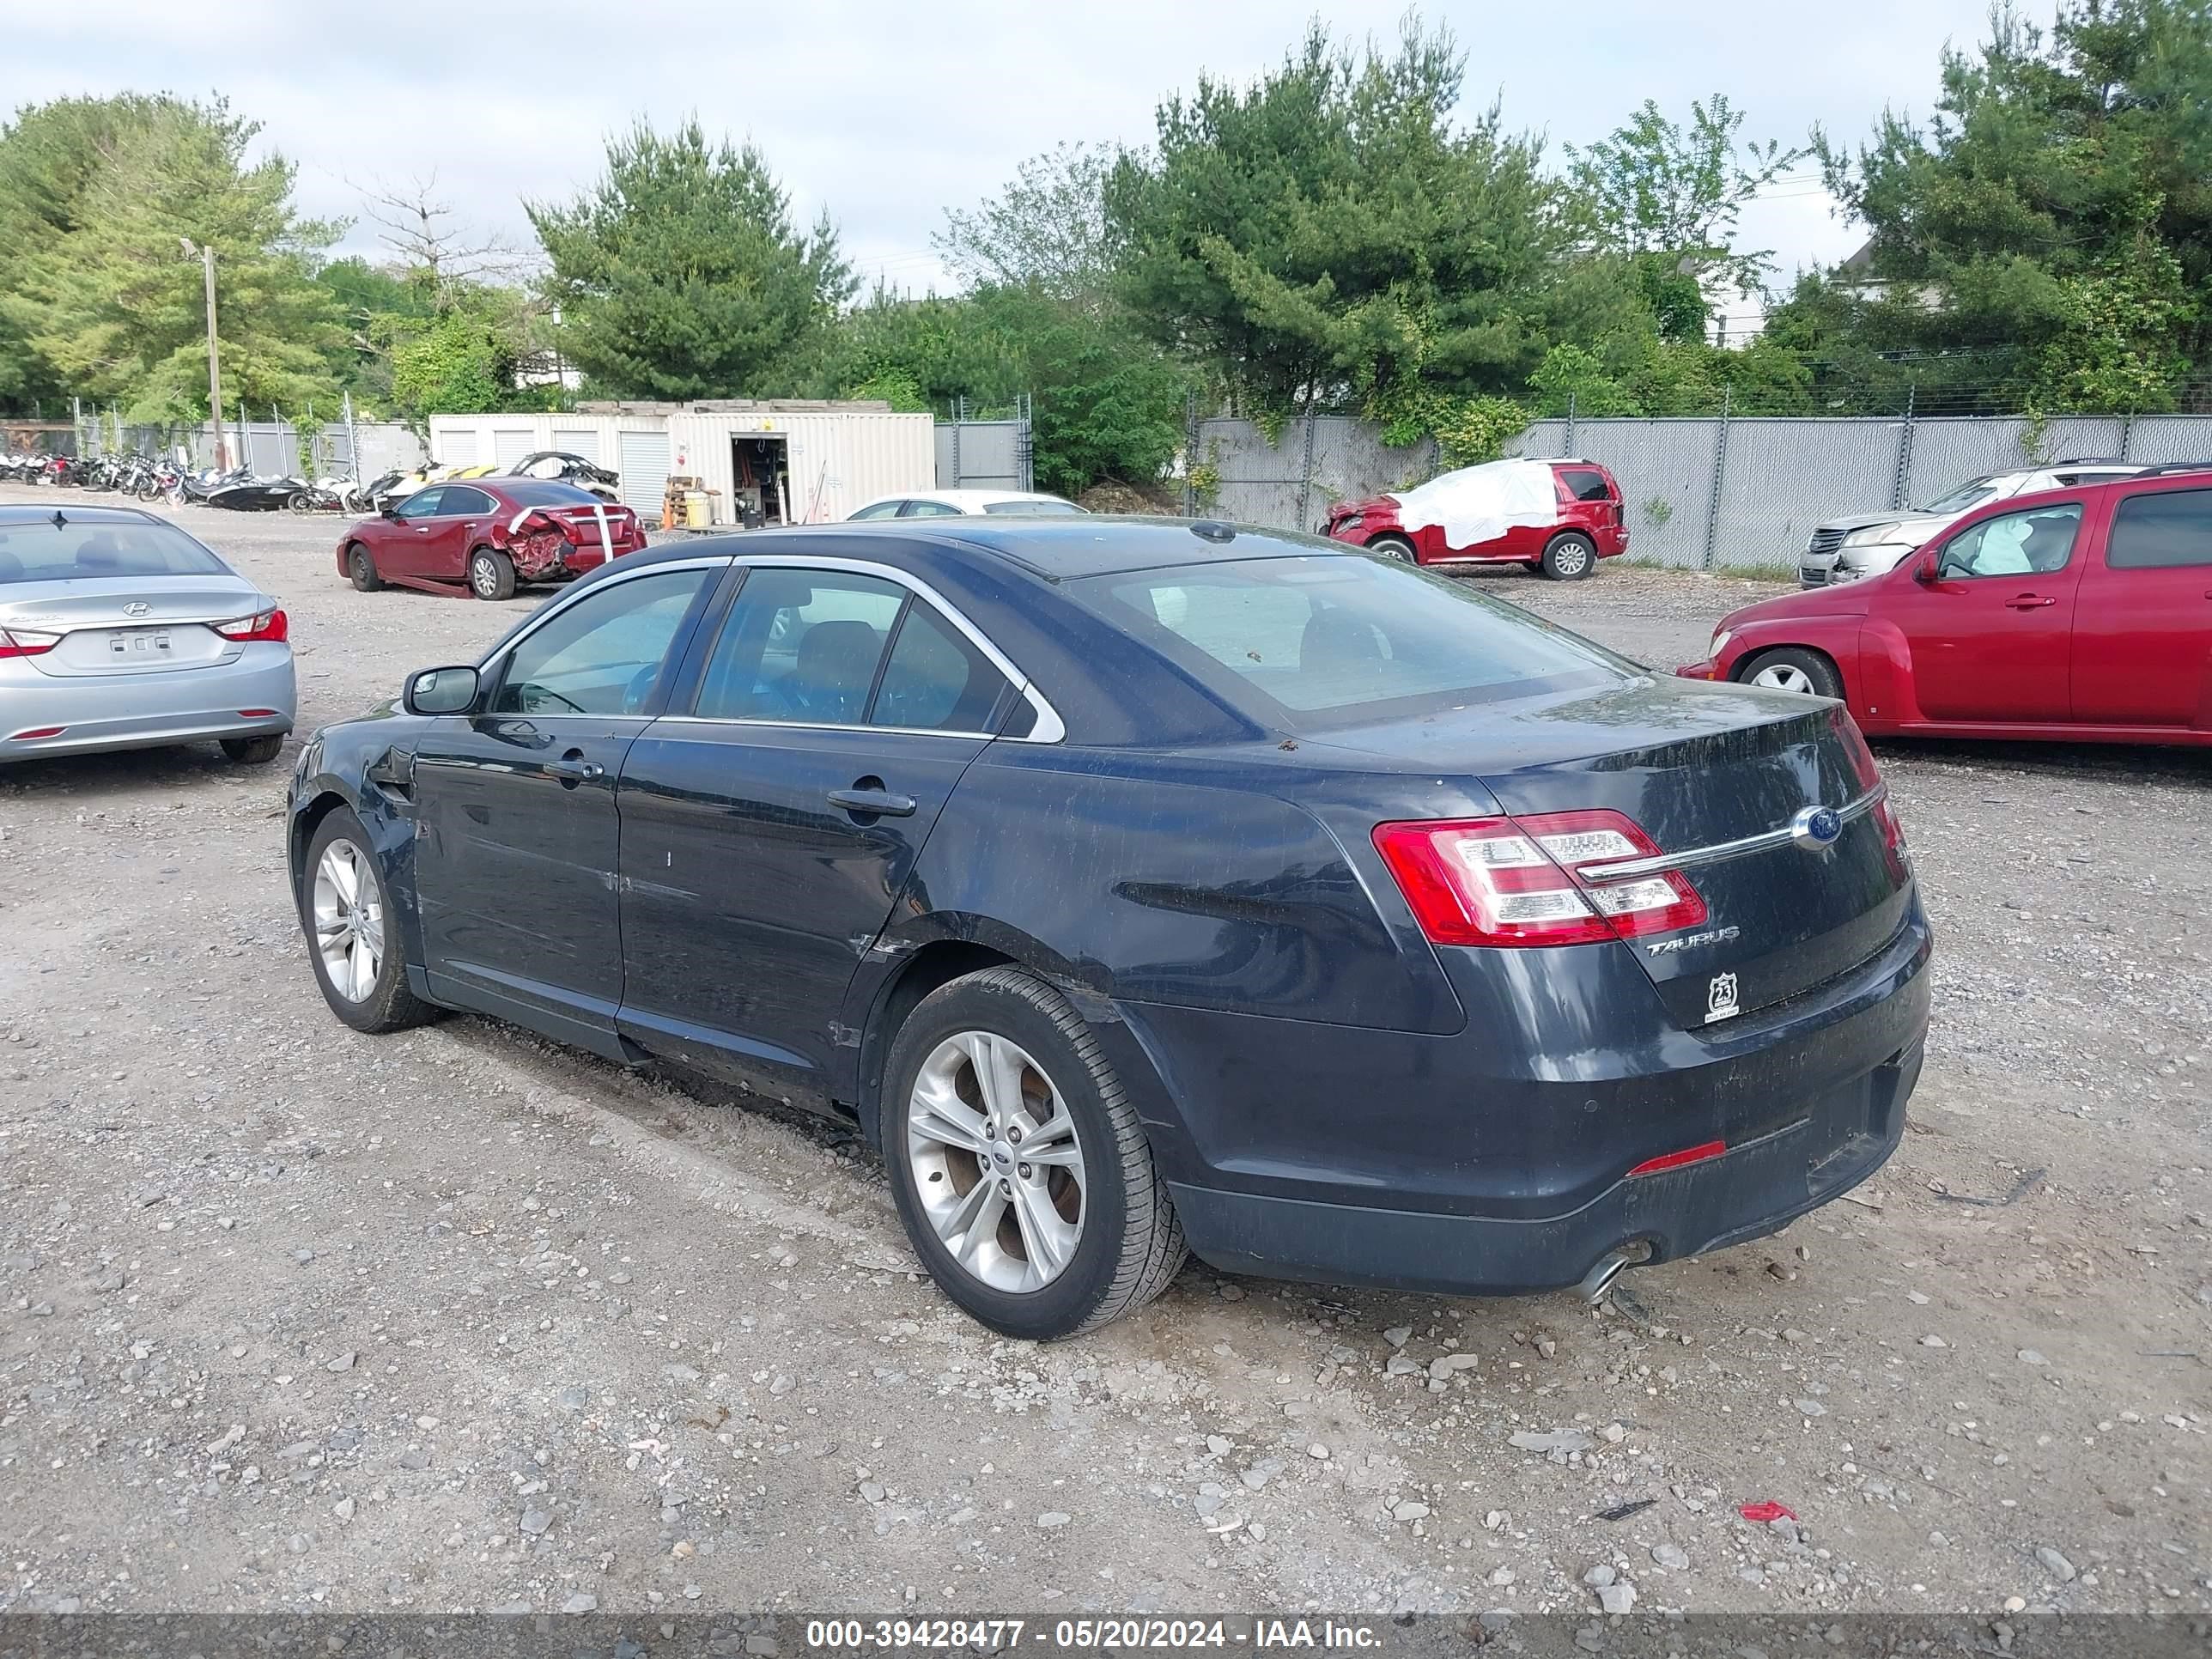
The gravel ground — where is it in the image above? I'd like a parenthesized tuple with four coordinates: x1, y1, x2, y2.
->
(1, 496, 2206, 1622)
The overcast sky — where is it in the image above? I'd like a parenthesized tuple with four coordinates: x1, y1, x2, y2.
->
(9, 0, 2008, 316)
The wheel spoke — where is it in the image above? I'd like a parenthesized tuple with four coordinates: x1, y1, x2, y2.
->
(1018, 1109, 1082, 1168)
(960, 1032, 1028, 1123)
(348, 937, 375, 1000)
(944, 1178, 1005, 1268)
(1009, 1181, 1076, 1282)
(909, 1075, 989, 1153)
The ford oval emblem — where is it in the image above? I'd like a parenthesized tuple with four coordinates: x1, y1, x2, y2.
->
(1791, 805, 1844, 850)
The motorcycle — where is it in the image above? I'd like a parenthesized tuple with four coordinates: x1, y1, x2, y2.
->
(289, 475, 374, 514)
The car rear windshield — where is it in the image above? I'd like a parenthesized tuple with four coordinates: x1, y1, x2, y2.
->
(1076, 555, 1632, 727)
(981, 499, 1087, 515)
(1559, 467, 1613, 502)
(0, 517, 228, 583)
(500, 480, 603, 507)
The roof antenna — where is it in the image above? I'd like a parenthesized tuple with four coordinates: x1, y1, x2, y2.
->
(51, 508, 66, 528)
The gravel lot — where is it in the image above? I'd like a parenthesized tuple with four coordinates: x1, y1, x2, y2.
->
(1, 495, 2206, 1622)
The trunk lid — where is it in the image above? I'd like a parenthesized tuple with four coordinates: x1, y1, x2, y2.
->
(2, 577, 270, 678)
(1323, 676, 1911, 1026)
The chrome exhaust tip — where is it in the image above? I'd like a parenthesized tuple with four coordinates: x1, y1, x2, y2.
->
(1577, 1241, 1653, 1304)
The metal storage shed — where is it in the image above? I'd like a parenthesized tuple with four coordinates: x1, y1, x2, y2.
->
(426, 401, 933, 526)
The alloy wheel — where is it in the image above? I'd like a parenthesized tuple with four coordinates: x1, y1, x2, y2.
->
(1751, 663, 1816, 694)
(471, 555, 498, 599)
(906, 1031, 1086, 1293)
(1554, 543, 1590, 575)
(312, 840, 385, 1003)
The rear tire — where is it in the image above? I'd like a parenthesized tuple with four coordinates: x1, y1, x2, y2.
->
(221, 734, 283, 765)
(286, 491, 314, 514)
(1540, 532, 1597, 580)
(1366, 534, 1417, 563)
(1739, 646, 1844, 699)
(882, 967, 1187, 1340)
(301, 808, 436, 1036)
(469, 546, 517, 601)
(347, 543, 381, 592)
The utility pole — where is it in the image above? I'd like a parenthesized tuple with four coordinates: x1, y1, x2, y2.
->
(182, 239, 228, 468)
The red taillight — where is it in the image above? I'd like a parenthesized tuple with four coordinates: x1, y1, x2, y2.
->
(213, 608, 288, 644)
(1627, 1139, 1728, 1177)
(1834, 709, 1910, 872)
(1371, 809, 1706, 948)
(0, 627, 59, 659)
(9, 726, 65, 741)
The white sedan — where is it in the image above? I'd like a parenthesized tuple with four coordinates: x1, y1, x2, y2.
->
(846, 489, 1086, 521)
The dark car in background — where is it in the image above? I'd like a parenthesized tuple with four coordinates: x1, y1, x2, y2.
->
(287, 519, 1929, 1340)
(1322, 458, 1630, 579)
(337, 477, 647, 601)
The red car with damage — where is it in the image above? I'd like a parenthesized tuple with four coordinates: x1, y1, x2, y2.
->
(1320, 458, 1631, 580)
(337, 478, 647, 601)
(1676, 466, 2212, 746)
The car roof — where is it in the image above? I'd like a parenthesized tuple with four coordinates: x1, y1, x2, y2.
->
(0, 503, 165, 526)
(862, 489, 1077, 511)
(846, 516, 1343, 579)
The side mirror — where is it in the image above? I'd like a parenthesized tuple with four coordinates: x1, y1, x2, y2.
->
(378, 500, 401, 519)
(404, 665, 480, 716)
(1913, 550, 1941, 584)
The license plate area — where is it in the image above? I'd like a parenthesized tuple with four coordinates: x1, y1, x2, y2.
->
(110, 628, 174, 657)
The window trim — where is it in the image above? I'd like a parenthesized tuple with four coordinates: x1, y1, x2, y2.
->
(672, 554, 1062, 742)
(2105, 484, 2212, 572)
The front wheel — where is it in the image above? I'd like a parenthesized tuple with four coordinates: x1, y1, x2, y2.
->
(1366, 534, 1417, 563)
(882, 967, 1187, 1340)
(1540, 532, 1597, 580)
(347, 543, 382, 592)
(301, 808, 437, 1035)
(1739, 646, 1844, 699)
(469, 546, 517, 601)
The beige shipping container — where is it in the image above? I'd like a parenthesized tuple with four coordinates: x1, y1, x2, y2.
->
(432, 404, 932, 528)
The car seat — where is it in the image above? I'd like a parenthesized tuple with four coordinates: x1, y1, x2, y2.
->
(1300, 605, 1389, 682)
(777, 620, 884, 723)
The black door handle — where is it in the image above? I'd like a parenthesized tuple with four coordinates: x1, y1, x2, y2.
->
(828, 786, 917, 817)
(547, 750, 604, 788)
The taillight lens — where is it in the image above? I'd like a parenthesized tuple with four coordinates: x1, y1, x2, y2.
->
(214, 609, 288, 644)
(1371, 809, 1706, 948)
(0, 626, 59, 659)
(1834, 708, 1910, 873)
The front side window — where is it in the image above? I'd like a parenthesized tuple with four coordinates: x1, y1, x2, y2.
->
(2107, 488, 2212, 569)
(848, 500, 905, 521)
(694, 568, 903, 725)
(981, 499, 1086, 515)
(1078, 554, 1627, 726)
(490, 568, 712, 716)
(900, 500, 966, 518)
(1935, 503, 2082, 580)
(392, 487, 445, 520)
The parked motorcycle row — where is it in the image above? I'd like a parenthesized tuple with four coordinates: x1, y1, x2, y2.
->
(0, 449, 373, 512)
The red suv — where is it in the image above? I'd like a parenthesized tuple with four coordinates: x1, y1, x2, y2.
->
(1321, 458, 1630, 580)
(1676, 466, 2212, 746)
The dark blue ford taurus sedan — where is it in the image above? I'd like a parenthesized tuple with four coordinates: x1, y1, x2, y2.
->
(287, 520, 1929, 1339)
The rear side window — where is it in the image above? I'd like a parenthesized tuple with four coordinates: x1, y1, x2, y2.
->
(441, 486, 495, 515)
(872, 603, 1011, 732)
(0, 518, 227, 583)
(694, 568, 903, 725)
(982, 499, 1086, 515)
(1559, 468, 1613, 503)
(1079, 555, 1627, 725)
(2107, 489, 2212, 569)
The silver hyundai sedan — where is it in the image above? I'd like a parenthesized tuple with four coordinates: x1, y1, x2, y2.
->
(0, 505, 296, 765)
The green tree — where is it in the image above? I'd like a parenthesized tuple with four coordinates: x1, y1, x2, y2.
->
(1567, 96, 1808, 337)
(936, 142, 1121, 301)
(529, 119, 854, 399)
(0, 94, 343, 425)
(1808, 0, 2212, 405)
(1105, 20, 1607, 425)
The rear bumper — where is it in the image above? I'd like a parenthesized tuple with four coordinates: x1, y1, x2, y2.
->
(0, 647, 295, 762)
(1109, 902, 1931, 1298)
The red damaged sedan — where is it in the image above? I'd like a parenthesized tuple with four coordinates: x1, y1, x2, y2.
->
(337, 479, 647, 601)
